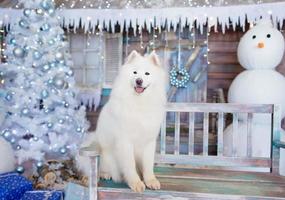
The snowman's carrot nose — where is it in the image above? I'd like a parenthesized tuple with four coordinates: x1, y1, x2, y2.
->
(258, 42, 265, 48)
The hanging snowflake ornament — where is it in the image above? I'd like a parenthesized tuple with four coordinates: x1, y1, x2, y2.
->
(170, 68, 190, 88)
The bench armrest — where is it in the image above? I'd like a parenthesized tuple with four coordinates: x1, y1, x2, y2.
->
(79, 147, 100, 200)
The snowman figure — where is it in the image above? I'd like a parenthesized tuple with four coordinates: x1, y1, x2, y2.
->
(223, 20, 285, 174)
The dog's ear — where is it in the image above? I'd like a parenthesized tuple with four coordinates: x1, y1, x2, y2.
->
(149, 51, 161, 67)
(125, 50, 139, 64)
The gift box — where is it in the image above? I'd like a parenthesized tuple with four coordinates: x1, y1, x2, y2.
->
(64, 182, 89, 200)
(20, 190, 63, 200)
(0, 172, 33, 200)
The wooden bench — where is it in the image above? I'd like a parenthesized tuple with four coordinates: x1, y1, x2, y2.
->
(80, 103, 285, 200)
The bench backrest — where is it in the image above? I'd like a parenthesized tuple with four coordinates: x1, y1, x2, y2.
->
(155, 103, 281, 173)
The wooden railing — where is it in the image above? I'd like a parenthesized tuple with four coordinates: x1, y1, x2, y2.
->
(156, 103, 281, 173)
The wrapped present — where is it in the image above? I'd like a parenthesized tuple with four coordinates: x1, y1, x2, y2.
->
(0, 172, 33, 200)
(64, 182, 89, 200)
(20, 190, 63, 200)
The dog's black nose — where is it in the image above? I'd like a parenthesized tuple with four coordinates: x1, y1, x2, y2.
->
(136, 78, 143, 86)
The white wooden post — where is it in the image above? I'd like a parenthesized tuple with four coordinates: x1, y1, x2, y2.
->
(79, 147, 100, 200)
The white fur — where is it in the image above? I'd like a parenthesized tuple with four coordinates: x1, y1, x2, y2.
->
(77, 51, 167, 192)
(0, 137, 15, 173)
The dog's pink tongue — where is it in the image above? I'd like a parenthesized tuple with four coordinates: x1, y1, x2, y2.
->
(135, 87, 144, 94)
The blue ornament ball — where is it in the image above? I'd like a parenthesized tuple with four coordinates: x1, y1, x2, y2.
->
(41, 90, 49, 99)
(59, 147, 67, 154)
(44, 108, 50, 114)
(47, 122, 53, 128)
(19, 19, 29, 28)
(3, 130, 11, 139)
(48, 39, 55, 45)
(33, 51, 42, 60)
(41, 23, 51, 31)
(41, 64, 51, 72)
(9, 137, 16, 144)
(76, 127, 82, 132)
(16, 166, 25, 174)
(23, 8, 31, 17)
(48, 8, 55, 16)
(10, 38, 16, 45)
(49, 62, 56, 68)
(5, 93, 12, 101)
(41, 1, 52, 10)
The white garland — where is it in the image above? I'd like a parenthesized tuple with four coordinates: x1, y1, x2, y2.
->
(0, 2, 285, 33)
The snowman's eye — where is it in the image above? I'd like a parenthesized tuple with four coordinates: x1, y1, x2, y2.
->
(252, 35, 256, 39)
(267, 34, 271, 38)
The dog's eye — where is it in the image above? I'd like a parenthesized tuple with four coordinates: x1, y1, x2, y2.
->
(145, 72, 150, 75)
(133, 71, 137, 74)
(252, 35, 256, 39)
(267, 34, 271, 38)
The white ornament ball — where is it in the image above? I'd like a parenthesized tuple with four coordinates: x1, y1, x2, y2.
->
(238, 20, 285, 70)
(228, 70, 285, 118)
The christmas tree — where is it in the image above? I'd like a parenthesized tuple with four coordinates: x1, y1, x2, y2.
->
(0, 0, 89, 172)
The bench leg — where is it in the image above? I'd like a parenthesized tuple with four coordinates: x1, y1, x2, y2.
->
(89, 156, 99, 200)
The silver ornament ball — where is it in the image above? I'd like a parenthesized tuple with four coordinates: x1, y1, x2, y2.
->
(36, 8, 44, 16)
(55, 52, 64, 61)
(21, 108, 29, 115)
(13, 47, 25, 58)
(23, 9, 31, 17)
(16, 166, 25, 174)
(67, 70, 74, 76)
(53, 77, 66, 89)
(36, 161, 44, 168)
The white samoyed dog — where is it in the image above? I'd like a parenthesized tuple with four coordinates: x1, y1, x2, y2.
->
(77, 50, 168, 192)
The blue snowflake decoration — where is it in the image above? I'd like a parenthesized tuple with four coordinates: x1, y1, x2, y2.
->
(170, 68, 190, 88)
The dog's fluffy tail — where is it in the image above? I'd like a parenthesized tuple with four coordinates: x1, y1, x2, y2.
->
(75, 132, 99, 176)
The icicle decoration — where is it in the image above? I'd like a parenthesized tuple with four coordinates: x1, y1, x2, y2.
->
(1, 2, 285, 33)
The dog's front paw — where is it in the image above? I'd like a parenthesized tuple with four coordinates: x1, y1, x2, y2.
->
(100, 172, 111, 180)
(129, 180, 145, 193)
(145, 178, 160, 190)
